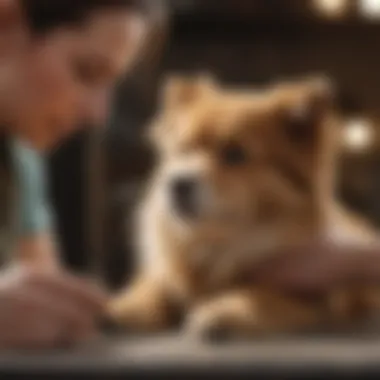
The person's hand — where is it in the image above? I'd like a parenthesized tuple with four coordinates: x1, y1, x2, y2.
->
(0, 264, 107, 349)
(253, 241, 380, 292)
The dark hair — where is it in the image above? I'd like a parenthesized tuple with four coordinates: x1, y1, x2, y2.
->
(20, 0, 149, 34)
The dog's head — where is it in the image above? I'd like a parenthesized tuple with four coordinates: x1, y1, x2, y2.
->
(149, 74, 337, 232)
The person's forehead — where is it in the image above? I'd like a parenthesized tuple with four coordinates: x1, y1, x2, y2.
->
(82, 10, 145, 50)
(69, 10, 146, 71)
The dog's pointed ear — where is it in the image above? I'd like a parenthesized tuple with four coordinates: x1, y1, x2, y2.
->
(159, 73, 217, 110)
(147, 74, 217, 151)
(282, 77, 335, 145)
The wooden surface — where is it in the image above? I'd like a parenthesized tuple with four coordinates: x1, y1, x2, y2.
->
(3, 327, 380, 376)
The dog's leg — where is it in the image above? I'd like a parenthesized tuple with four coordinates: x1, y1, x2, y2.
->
(185, 289, 323, 341)
(107, 275, 174, 333)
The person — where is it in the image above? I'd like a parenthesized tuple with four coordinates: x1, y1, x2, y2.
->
(0, 0, 149, 348)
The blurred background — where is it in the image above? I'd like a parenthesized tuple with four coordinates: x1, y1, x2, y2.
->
(48, 0, 380, 290)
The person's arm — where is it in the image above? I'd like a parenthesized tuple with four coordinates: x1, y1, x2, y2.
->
(254, 240, 380, 292)
(10, 138, 60, 270)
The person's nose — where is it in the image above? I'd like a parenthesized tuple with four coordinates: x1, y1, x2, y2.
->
(82, 90, 112, 128)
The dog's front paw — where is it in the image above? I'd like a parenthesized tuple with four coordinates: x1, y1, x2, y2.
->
(184, 294, 256, 343)
(107, 293, 146, 332)
(107, 290, 168, 334)
(185, 307, 232, 343)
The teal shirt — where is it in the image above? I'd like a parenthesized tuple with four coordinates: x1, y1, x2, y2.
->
(10, 139, 54, 236)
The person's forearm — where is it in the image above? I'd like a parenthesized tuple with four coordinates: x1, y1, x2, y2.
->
(254, 240, 380, 291)
(345, 243, 380, 283)
(298, 241, 380, 286)
(14, 233, 61, 270)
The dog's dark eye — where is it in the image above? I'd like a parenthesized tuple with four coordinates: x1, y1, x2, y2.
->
(220, 143, 248, 166)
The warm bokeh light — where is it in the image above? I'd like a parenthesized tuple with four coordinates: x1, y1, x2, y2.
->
(343, 118, 374, 152)
(313, 0, 348, 18)
(359, 0, 380, 19)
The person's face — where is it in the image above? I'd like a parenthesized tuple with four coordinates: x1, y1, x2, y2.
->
(2, 7, 146, 151)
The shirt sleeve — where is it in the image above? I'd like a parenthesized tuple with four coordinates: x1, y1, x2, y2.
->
(10, 139, 55, 236)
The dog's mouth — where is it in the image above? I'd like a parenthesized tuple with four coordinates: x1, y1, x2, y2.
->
(172, 195, 200, 221)
(171, 196, 247, 228)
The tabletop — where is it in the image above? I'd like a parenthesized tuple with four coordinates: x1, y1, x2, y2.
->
(2, 326, 380, 378)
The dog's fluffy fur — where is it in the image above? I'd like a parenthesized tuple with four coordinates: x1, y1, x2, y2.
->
(108, 75, 379, 340)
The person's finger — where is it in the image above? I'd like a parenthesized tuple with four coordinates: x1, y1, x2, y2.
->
(60, 319, 99, 348)
(26, 271, 107, 312)
(0, 291, 65, 348)
(9, 286, 99, 346)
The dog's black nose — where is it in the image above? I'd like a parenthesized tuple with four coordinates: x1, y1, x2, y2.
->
(170, 177, 199, 218)
(172, 177, 196, 199)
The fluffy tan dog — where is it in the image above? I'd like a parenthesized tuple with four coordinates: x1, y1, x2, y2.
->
(108, 75, 379, 340)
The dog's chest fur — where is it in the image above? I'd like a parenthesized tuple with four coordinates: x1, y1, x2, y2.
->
(141, 192, 377, 307)
(143, 203, 317, 302)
